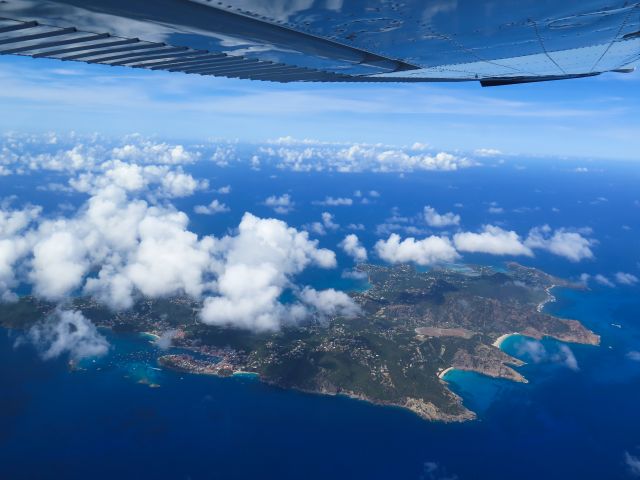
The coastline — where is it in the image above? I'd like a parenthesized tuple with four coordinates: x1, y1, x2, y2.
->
(438, 367, 455, 380)
(537, 284, 557, 313)
(492, 333, 518, 349)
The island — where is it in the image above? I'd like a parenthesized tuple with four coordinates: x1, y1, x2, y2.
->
(0, 262, 599, 422)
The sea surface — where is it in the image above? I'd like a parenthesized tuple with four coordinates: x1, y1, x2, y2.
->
(1, 156, 639, 479)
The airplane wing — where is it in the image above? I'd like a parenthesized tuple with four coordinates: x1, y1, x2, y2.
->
(0, 1, 638, 85)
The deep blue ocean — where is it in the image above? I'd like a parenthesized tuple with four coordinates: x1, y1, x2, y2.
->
(1, 156, 639, 479)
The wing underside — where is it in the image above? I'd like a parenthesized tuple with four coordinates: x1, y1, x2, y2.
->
(0, 1, 639, 84)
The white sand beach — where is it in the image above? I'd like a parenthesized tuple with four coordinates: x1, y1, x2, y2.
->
(492, 333, 518, 349)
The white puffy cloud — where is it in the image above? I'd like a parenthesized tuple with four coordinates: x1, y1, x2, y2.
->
(210, 144, 237, 167)
(525, 225, 594, 262)
(369, 148, 473, 172)
(112, 141, 197, 165)
(0, 205, 41, 301)
(449, 224, 594, 262)
(30, 229, 89, 300)
(375, 233, 459, 266)
(2, 136, 199, 174)
(1, 187, 347, 332)
(1, 134, 477, 177)
(0, 204, 41, 236)
(307, 212, 340, 235)
(70, 161, 207, 199)
(340, 234, 368, 262)
(27, 310, 109, 360)
(299, 287, 361, 319)
(34, 187, 212, 309)
(25, 144, 99, 172)
(160, 169, 207, 198)
(194, 199, 230, 215)
(200, 213, 337, 331)
(347, 223, 365, 231)
(453, 225, 533, 256)
(260, 139, 477, 173)
(615, 272, 639, 285)
(264, 193, 294, 214)
(321, 212, 339, 230)
(423, 206, 460, 227)
(313, 196, 353, 206)
(0, 137, 359, 332)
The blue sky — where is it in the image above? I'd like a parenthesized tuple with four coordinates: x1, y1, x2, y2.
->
(0, 54, 639, 160)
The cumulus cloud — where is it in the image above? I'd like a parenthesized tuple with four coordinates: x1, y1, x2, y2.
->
(525, 225, 595, 262)
(24, 208, 335, 331)
(423, 206, 460, 227)
(340, 234, 368, 262)
(453, 225, 533, 256)
(26, 309, 109, 360)
(70, 161, 207, 199)
(5, 136, 198, 175)
(210, 144, 237, 167)
(313, 196, 353, 206)
(1, 133, 479, 177)
(0, 164, 353, 333)
(194, 199, 230, 215)
(0, 204, 41, 301)
(321, 212, 339, 230)
(30, 229, 89, 300)
(112, 141, 198, 165)
(21, 185, 215, 309)
(260, 138, 476, 173)
(308, 212, 339, 235)
(200, 213, 337, 331)
(375, 233, 459, 266)
(299, 287, 361, 319)
(264, 193, 294, 214)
